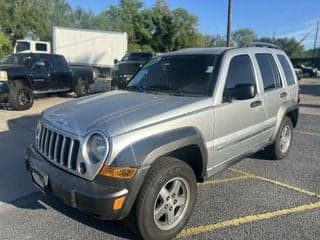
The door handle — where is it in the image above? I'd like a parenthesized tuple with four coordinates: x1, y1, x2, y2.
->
(250, 100, 262, 108)
(280, 92, 288, 98)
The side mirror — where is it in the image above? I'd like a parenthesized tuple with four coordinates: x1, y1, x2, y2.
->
(114, 59, 118, 64)
(34, 61, 45, 67)
(233, 83, 256, 100)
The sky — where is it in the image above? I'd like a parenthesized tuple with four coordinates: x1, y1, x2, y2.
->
(68, 0, 320, 49)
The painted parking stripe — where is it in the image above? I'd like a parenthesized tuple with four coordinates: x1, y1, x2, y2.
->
(294, 130, 320, 137)
(229, 168, 320, 198)
(200, 175, 254, 186)
(178, 201, 320, 238)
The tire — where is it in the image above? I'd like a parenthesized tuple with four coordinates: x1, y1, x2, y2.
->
(266, 116, 293, 160)
(8, 82, 34, 110)
(74, 78, 89, 97)
(135, 157, 197, 240)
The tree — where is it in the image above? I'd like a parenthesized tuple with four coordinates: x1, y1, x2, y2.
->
(0, 0, 46, 43)
(211, 34, 227, 47)
(257, 37, 305, 58)
(0, 32, 12, 58)
(232, 28, 257, 47)
(38, 0, 74, 40)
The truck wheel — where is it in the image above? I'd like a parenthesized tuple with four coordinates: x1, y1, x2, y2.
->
(74, 78, 89, 97)
(135, 157, 197, 240)
(266, 116, 293, 160)
(8, 82, 34, 110)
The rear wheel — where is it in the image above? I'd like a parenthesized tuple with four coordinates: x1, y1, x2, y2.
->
(8, 82, 34, 110)
(74, 78, 89, 97)
(266, 116, 293, 160)
(134, 157, 197, 240)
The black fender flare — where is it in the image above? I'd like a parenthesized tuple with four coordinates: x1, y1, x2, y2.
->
(270, 100, 299, 142)
(111, 127, 208, 178)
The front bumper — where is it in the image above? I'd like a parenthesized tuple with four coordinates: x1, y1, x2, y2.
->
(25, 145, 148, 220)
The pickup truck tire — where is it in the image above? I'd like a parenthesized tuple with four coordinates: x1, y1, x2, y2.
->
(266, 116, 293, 160)
(8, 82, 34, 110)
(74, 78, 89, 97)
(135, 157, 197, 240)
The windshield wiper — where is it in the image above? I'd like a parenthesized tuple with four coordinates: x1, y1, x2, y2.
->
(141, 84, 172, 91)
(125, 85, 144, 92)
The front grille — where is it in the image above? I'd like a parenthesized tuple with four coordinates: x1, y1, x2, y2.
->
(37, 126, 80, 171)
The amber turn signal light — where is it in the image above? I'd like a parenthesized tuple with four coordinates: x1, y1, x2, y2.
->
(113, 196, 126, 210)
(99, 166, 137, 179)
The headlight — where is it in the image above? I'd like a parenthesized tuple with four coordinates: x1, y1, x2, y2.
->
(86, 133, 108, 164)
(0, 71, 8, 81)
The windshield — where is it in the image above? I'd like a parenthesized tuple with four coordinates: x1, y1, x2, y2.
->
(125, 54, 218, 96)
(0, 54, 33, 66)
(121, 53, 152, 62)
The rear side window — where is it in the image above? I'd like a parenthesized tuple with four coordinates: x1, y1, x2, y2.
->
(36, 43, 47, 52)
(255, 53, 282, 91)
(52, 55, 68, 71)
(277, 54, 295, 85)
(224, 55, 256, 90)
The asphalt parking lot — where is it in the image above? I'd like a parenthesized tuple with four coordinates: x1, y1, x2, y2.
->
(0, 78, 319, 240)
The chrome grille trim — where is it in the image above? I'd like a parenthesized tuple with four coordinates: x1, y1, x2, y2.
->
(37, 125, 80, 172)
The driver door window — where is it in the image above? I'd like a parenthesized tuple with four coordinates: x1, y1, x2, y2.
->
(223, 54, 256, 102)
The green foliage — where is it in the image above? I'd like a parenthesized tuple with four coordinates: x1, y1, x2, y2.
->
(0, 32, 12, 58)
(232, 28, 257, 47)
(257, 37, 305, 58)
(0, 0, 46, 42)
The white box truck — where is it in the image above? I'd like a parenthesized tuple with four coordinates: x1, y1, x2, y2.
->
(52, 27, 127, 75)
(14, 27, 128, 78)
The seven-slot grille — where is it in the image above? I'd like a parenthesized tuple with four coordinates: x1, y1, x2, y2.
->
(36, 125, 80, 171)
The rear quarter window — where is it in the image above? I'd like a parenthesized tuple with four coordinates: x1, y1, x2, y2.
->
(277, 54, 295, 86)
(52, 55, 68, 71)
(255, 53, 282, 91)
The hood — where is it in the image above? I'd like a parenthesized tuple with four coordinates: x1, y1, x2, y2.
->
(42, 91, 209, 137)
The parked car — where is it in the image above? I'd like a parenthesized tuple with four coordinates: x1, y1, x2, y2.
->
(25, 45, 299, 240)
(111, 51, 152, 88)
(0, 53, 94, 110)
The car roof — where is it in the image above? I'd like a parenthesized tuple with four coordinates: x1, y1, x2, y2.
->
(158, 46, 286, 57)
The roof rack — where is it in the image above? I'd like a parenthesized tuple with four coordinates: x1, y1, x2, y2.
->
(247, 42, 280, 49)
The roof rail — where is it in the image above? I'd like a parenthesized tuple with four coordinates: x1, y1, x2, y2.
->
(247, 42, 280, 49)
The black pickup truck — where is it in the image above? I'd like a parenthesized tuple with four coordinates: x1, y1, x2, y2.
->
(0, 53, 94, 110)
(111, 52, 152, 89)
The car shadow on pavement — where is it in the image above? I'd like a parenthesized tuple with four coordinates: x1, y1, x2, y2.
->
(299, 83, 320, 97)
(39, 194, 138, 239)
(299, 103, 320, 108)
(0, 113, 138, 239)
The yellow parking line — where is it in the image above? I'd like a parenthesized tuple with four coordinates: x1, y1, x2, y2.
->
(200, 175, 254, 186)
(294, 130, 320, 137)
(229, 168, 320, 198)
(178, 201, 320, 238)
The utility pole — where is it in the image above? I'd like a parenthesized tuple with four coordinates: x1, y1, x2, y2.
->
(312, 20, 319, 64)
(226, 0, 232, 47)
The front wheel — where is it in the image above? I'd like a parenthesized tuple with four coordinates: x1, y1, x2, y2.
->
(135, 157, 197, 240)
(8, 82, 34, 110)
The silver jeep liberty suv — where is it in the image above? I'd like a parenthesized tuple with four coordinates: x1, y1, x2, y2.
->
(25, 44, 299, 240)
